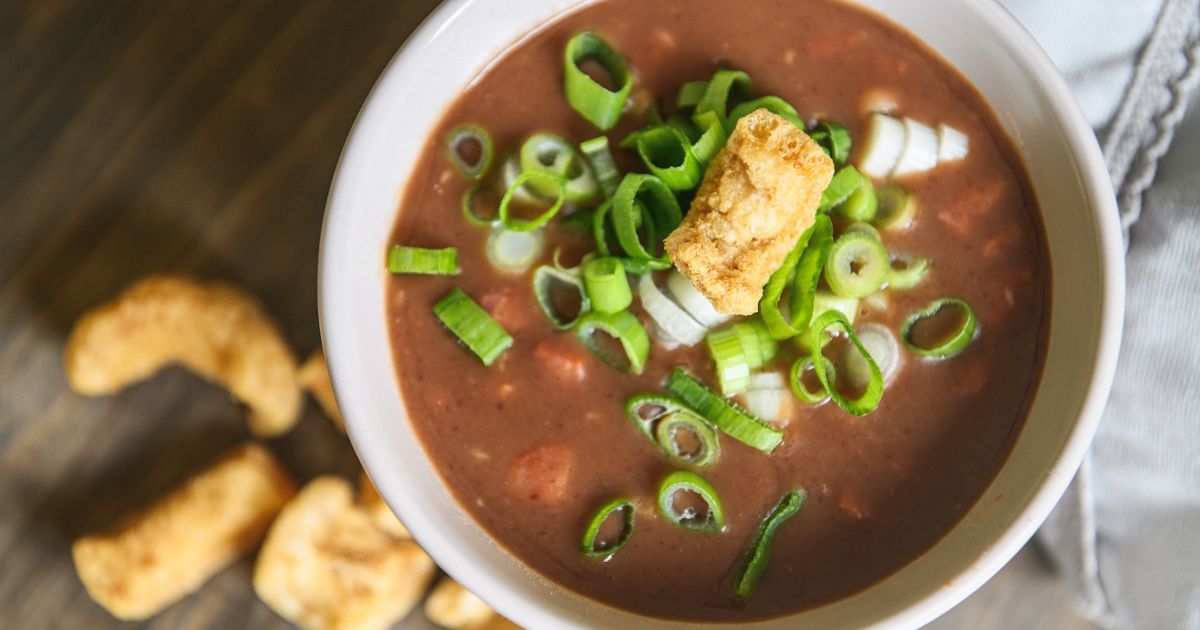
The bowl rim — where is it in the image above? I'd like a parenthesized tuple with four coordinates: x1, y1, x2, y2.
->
(318, 0, 1125, 627)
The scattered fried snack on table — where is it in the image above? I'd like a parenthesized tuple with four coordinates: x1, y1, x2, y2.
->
(358, 470, 410, 539)
(298, 350, 343, 431)
(63, 275, 302, 437)
(425, 577, 499, 629)
(664, 108, 834, 315)
(254, 476, 435, 630)
(72, 443, 296, 620)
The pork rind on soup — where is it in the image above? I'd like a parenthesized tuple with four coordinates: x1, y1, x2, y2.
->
(64, 275, 302, 436)
(665, 109, 834, 315)
(72, 443, 296, 620)
(253, 476, 436, 630)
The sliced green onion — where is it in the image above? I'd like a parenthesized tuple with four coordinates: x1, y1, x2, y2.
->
(733, 490, 807, 598)
(676, 80, 709, 110)
(461, 186, 499, 228)
(733, 318, 778, 367)
(612, 174, 682, 263)
(819, 165, 868, 212)
(665, 113, 701, 142)
(845, 221, 882, 241)
(564, 31, 633, 131)
(625, 394, 687, 442)
(889, 252, 932, 290)
(839, 177, 878, 222)
(901, 298, 979, 358)
(696, 69, 753, 129)
(636, 126, 703, 191)
(705, 327, 751, 395)
(387, 246, 459, 275)
(533, 265, 590, 330)
(728, 96, 803, 128)
(486, 228, 544, 274)
(789, 357, 835, 405)
(520, 133, 599, 203)
(498, 171, 567, 231)
(666, 269, 730, 328)
(433, 289, 513, 366)
(580, 136, 621, 198)
(667, 369, 783, 453)
(655, 410, 721, 468)
(760, 215, 834, 340)
(851, 323, 900, 384)
(638, 272, 707, 347)
(874, 184, 917, 231)
(445, 125, 494, 181)
(582, 257, 631, 314)
(825, 232, 889, 298)
(581, 498, 635, 559)
(809, 291, 859, 329)
(575, 309, 650, 374)
(656, 470, 725, 533)
(804, 310, 883, 415)
(809, 122, 852, 167)
(690, 110, 728, 165)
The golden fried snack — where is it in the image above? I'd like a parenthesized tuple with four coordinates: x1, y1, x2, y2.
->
(72, 443, 296, 620)
(425, 577, 495, 629)
(64, 275, 302, 436)
(298, 350, 343, 431)
(253, 477, 435, 630)
(665, 109, 834, 314)
(358, 470, 410, 539)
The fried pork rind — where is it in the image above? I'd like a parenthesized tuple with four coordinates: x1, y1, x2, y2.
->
(425, 577, 496, 629)
(72, 443, 296, 620)
(64, 275, 302, 436)
(298, 350, 343, 431)
(253, 476, 435, 630)
(665, 109, 834, 315)
(358, 470, 410, 539)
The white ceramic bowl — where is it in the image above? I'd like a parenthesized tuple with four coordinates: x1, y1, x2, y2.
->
(320, 0, 1124, 627)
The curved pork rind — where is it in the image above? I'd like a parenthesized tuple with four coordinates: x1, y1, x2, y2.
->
(64, 275, 302, 436)
(425, 577, 496, 629)
(253, 476, 435, 630)
(298, 350, 343, 432)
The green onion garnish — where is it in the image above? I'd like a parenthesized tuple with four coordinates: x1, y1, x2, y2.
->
(845, 221, 882, 241)
(636, 126, 703, 191)
(612, 173, 682, 264)
(625, 394, 687, 442)
(838, 176, 879, 222)
(655, 410, 721, 468)
(705, 326, 751, 395)
(533, 265, 590, 330)
(386, 245, 460, 275)
(580, 136, 621, 198)
(696, 69, 753, 130)
(804, 310, 883, 415)
(733, 489, 807, 598)
(689, 110, 728, 165)
(901, 298, 979, 358)
(486, 228, 544, 274)
(563, 31, 632, 131)
(888, 252, 932, 290)
(575, 309, 650, 374)
(582, 257, 632, 314)
(675, 80, 709, 111)
(825, 231, 889, 298)
(445, 125, 494, 181)
(760, 215, 834, 340)
(656, 470, 725, 533)
(819, 165, 868, 212)
(581, 497, 636, 559)
(461, 186, 498, 228)
(789, 356, 835, 405)
(809, 122, 852, 167)
(734, 318, 779, 367)
(433, 289, 513, 366)
(498, 171, 567, 232)
(874, 184, 917, 231)
(728, 95, 804, 128)
(667, 369, 783, 453)
(519, 133, 599, 203)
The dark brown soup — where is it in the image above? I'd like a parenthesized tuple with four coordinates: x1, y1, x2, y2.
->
(385, 0, 1049, 621)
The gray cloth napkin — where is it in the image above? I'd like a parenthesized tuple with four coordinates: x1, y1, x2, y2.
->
(999, 1, 1200, 628)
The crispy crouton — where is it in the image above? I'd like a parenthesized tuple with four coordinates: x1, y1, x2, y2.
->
(64, 275, 302, 436)
(665, 109, 834, 314)
(253, 477, 435, 630)
(72, 443, 296, 620)
(358, 470, 410, 539)
(424, 577, 496, 629)
(298, 351, 342, 431)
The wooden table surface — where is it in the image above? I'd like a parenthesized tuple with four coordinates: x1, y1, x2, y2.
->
(0, 2, 1090, 628)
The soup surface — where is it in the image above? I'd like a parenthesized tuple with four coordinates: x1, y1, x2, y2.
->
(386, 0, 1049, 621)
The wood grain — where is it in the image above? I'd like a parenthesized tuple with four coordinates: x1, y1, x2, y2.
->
(0, 2, 1087, 628)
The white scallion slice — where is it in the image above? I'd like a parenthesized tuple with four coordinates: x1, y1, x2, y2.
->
(742, 372, 790, 426)
(639, 273, 707, 347)
(666, 270, 730, 328)
(847, 322, 900, 385)
(938, 123, 969, 162)
(501, 154, 541, 204)
(857, 113, 906, 178)
(486, 228, 544, 274)
(892, 117, 939, 177)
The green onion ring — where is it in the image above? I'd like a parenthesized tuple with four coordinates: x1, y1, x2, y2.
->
(665, 113, 701, 142)
(901, 298, 979, 358)
(735, 318, 779, 367)
(728, 95, 804, 128)
(433, 289, 513, 366)
(760, 215, 834, 340)
(705, 326, 752, 395)
(804, 310, 883, 415)
(563, 31, 633, 131)
(676, 80, 709, 111)
(667, 369, 783, 453)
(845, 221, 882, 241)
(635, 126, 703, 191)
(612, 173, 682, 263)
(874, 184, 917, 231)
(838, 177, 878, 222)
(789, 356, 835, 405)
(655, 410, 721, 468)
(582, 257, 632, 314)
(581, 497, 636, 559)
(520, 133, 600, 203)
(696, 69, 754, 129)
(386, 245, 459, 276)
(809, 122, 852, 167)
(733, 489, 807, 597)
(656, 470, 725, 533)
(819, 165, 868, 212)
(486, 228, 544, 274)
(445, 125, 494, 181)
(825, 231, 890, 299)
(690, 110, 727, 165)
(461, 186, 499, 228)
(625, 394, 687, 442)
(888, 252, 932, 290)
(575, 309, 650, 374)
(498, 171, 567, 232)
(533, 265, 591, 330)
(580, 136, 621, 198)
